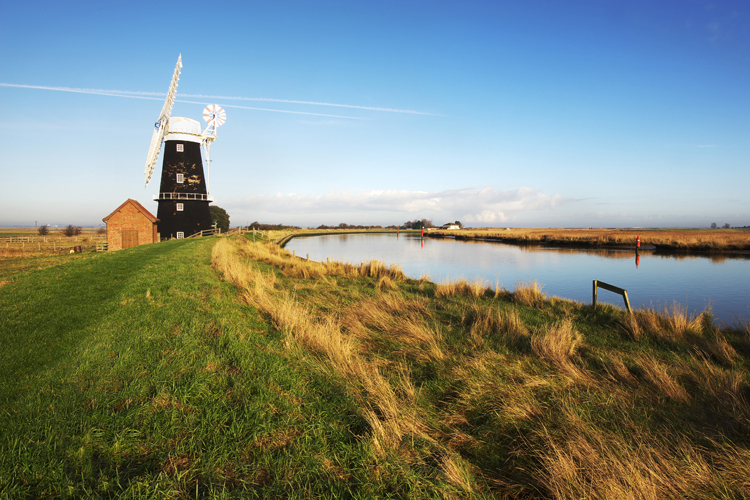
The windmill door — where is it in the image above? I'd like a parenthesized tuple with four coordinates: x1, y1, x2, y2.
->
(122, 230, 139, 249)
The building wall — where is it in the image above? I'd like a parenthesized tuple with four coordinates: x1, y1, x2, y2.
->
(156, 140, 212, 239)
(106, 203, 157, 251)
(156, 199, 212, 240)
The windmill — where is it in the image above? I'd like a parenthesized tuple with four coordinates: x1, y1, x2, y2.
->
(144, 55, 227, 240)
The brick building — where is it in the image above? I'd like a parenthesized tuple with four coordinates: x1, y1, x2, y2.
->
(103, 199, 159, 251)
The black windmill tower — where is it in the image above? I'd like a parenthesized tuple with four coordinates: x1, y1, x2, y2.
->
(144, 55, 226, 240)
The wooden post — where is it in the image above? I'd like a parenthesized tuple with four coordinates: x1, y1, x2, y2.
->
(592, 280, 598, 309)
(622, 290, 632, 313)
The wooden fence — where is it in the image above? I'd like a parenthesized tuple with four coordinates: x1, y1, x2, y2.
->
(592, 280, 632, 313)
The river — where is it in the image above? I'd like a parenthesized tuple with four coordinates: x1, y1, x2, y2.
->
(284, 232, 750, 325)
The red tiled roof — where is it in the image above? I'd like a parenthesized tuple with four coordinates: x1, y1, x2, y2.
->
(102, 198, 159, 223)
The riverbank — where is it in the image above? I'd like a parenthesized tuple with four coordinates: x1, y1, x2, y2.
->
(426, 227, 750, 252)
(2, 235, 749, 498)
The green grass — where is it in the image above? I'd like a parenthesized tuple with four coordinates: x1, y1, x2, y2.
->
(1, 239, 442, 498)
(2, 236, 749, 499)
(0, 252, 95, 283)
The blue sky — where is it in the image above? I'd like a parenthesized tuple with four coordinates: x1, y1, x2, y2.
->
(1, 0, 748, 228)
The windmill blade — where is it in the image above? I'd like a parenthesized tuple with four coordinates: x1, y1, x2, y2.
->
(144, 121, 166, 186)
(144, 55, 182, 187)
(159, 55, 182, 123)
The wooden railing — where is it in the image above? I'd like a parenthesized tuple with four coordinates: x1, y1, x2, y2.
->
(592, 280, 632, 313)
(152, 192, 214, 201)
(1, 235, 106, 243)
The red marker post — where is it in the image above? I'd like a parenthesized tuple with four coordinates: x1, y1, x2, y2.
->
(636, 236, 641, 248)
(421, 228, 424, 238)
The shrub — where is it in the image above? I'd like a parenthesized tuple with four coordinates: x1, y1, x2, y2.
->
(37, 225, 49, 236)
(62, 225, 82, 237)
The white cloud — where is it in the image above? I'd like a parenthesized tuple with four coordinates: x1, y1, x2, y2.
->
(464, 210, 508, 224)
(222, 186, 568, 225)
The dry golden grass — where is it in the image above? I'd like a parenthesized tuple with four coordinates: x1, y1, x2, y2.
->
(213, 238, 437, 464)
(618, 304, 740, 368)
(603, 355, 639, 387)
(635, 354, 690, 402)
(680, 354, 750, 430)
(441, 453, 478, 493)
(537, 406, 727, 500)
(435, 278, 491, 298)
(236, 238, 407, 283)
(211, 236, 750, 499)
(462, 304, 529, 349)
(344, 294, 445, 362)
(513, 280, 546, 307)
(531, 319, 584, 377)
(375, 275, 397, 290)
(620, 302, 706, 343)
(440, 227, 750, 251)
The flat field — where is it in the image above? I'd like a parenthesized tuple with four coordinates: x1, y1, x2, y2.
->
(0, 227, 106, 257)
(1, 236, 749, 498)
(429, 227, 750, 251)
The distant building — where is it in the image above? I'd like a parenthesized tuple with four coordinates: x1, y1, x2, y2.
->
(441, 223, 461, 230)
(103, 199, 159, 251)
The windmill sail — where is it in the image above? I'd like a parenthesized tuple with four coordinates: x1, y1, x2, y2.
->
(144, 55, 182, 186)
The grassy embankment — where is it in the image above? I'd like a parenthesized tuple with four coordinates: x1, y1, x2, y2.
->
(428, 228, 750, 252)
(2, 235, 750, 498)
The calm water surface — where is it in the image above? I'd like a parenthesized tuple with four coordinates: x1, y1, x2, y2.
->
(285, 233, 750, 325)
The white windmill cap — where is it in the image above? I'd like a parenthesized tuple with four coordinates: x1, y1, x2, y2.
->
(165, 117, 203, 143)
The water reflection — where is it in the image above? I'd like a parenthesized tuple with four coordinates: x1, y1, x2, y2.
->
(285, 233, 750, 324)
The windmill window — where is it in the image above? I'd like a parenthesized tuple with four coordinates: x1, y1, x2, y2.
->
(176, 173, 184, 183)
(176, 144, 184, 152)
(176, 203, 184, 211)
(177, 232, 184, 239)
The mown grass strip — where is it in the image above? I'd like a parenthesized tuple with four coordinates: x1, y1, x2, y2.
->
(0, 238, 428, 498)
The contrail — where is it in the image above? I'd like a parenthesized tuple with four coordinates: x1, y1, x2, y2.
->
(0, 83, 363, 119)
(0, 82, 432, 116)
(0, 83, 165, 100)
(177, 99, 365, 120)
(179, 93, 433, 115)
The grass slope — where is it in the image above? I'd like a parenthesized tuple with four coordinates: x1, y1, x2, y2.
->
(2, 236, 750, 499)
(213, 236, 750, 499)
(0, 239, 422, 498)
